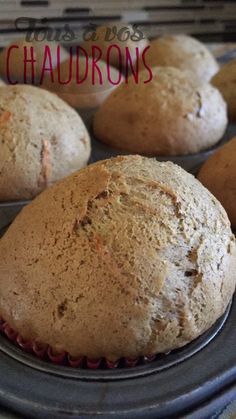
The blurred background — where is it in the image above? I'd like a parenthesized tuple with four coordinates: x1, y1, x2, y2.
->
(0, 0, 236, 54)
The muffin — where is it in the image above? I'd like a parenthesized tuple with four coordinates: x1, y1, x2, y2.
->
(42, 56, 123, 122)
(0, 155, 235, 363)
(81, 22, 149, 70)
(198, 137, 236, 229)
(94, 67, 228, 156)
(0, 39, 69, 84)
(211, 60, 236, 121)
(0, 84, 90, 201)
(139, 34, 219, 83)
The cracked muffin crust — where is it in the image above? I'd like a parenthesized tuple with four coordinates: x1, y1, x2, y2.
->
(198, 137, 236, 229)
(211, 59, 236, 122)
(94, 67, 228, 155)
(0, 155, 235, 361)
(139, 34, 219, 83)
(0, 84, 91, 201)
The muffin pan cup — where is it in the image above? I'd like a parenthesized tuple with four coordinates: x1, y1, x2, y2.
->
(0, 302, 231, 373)
(0, 299, 235, 418)
(0, 318, 158, 369)
(0, 201, 29, 231)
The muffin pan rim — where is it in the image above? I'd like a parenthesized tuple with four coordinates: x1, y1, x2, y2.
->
(0, 302, 230, 381)
(0, 298, 235, 418)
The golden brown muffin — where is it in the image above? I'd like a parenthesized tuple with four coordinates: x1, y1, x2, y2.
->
(0, 84, 91, 201)
(0, 39, 68, 84)
(94, 67, 228, 156)
(198, 137, 236, 228)
(0, 155, 235, 361)
(81, 22, 149, 69)
(42, 56, 123, 109)
(139, 34, 219, 83)
(211, 60, 236, 121)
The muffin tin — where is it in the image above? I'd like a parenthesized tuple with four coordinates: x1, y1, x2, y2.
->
(0, 282, 235, 418)
(0, 301, 230, 375)
(0, 84, 236, 419)
(0, 201, 29, 231)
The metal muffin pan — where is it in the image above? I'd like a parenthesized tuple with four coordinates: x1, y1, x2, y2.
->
(0, 297, 234, 418)
(0, 201, 29, 231)
(0, 300, 230, 380)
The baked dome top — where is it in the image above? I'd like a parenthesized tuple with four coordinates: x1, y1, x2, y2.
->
(0, 84, 91, 201)
(0, 156, 235, 361)
(198, 136, 236, 228)
(93, 67, 227, 156)
(139, 34, 219, 83)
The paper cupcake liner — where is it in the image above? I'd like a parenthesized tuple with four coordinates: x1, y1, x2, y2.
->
(0, 318, 156, 369)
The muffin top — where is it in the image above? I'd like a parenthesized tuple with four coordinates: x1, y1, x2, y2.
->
(0, 84, 90, 201)
(211, 59, 236, 121)
(0, 155, 235, 361)
(198, 137, 236, 228)
(42, 56, 123, 109)
(94, 67, 227, 156)
(139, 34, 219, 83)
(0, 39, 69, 83)
(81, 22, 149, 69)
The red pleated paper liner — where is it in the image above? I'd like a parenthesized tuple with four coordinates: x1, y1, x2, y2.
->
(0, 318, 156, 369)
